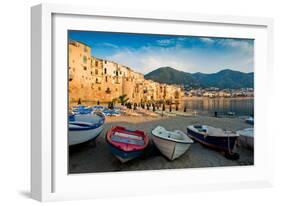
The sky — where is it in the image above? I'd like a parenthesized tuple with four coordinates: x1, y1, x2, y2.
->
(68, 30, 254, 74)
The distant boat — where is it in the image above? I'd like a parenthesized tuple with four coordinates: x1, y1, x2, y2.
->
(106, 126, 149, 163)
(227, 111, 235, 116)
(152, 126, 193, 160)
(245, 117, 254, 125)
(92, 105, 106, 111)
(102, 109, 121, 116)
(68, 113, 105, 146)
(237, 128, 254, 149)
(187, 125, 239, 155)
(72, 105, 93, 115)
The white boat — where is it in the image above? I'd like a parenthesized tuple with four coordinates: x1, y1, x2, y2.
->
(152, 126, 194, 160)
(245, 117, 254, 125)
(68, 113, 105, 146)
(237, 128, 254, 149)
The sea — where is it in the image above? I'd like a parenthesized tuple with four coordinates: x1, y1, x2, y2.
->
(180, 97, 254, 116)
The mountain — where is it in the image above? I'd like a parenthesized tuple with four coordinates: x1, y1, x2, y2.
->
(144, 67, 254, 89)
(143, 67, 198, 85)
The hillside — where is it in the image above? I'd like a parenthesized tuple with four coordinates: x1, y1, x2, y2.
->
(144, 67, 254, 89)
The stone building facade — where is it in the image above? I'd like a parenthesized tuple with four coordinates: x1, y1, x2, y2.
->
(68, 40, 184, 104)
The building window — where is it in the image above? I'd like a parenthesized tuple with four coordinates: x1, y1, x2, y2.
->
(96, 78, 98, 83)
(95, 69, 98, 75)
(105, 76, 108, 82)
(95, 61, 98, 67)
(83, 55, 87, 64)
(83, 66, 87, 71)
(104, 60, 107, 64)
(104, 68, 107, 74)
(105, 88, 111, 94)
(98, 87, 101, 91)
(116, 88, 118, 92)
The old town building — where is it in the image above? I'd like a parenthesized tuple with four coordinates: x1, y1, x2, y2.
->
(68, 40, 184, 104)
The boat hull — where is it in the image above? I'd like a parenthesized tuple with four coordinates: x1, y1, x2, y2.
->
(152, 136, 192, 160)
(237, 128, 254, 149)
(107, 143, 144, 163)
(186, 127, 237, 153)
(239, 135, 254, 149)
(68, 125, 103, 146)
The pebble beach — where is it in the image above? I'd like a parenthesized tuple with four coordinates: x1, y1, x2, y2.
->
(69, 114, 254, 174)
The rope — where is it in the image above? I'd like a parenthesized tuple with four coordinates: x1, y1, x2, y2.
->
(227, 136, 233, 155)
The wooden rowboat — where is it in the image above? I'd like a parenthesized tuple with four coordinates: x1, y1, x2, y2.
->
(186, 125, 239, 155)
(152, 126, 193, 160)
(68, 113, 105, 146)
(106, 126, 149, 163)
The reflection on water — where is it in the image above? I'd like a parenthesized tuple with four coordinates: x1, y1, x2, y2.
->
(180, 97, 254, 116)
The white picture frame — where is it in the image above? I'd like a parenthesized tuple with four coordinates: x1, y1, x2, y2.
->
(31, 3, 274, 202)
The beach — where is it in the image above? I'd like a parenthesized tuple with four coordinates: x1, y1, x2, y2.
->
(69, 114, 254, 174)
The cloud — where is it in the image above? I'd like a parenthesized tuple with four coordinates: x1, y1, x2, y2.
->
(156, 39, 175, 46)
(217, 39, 253, 54)
(200, 37, 215, 44)
(99, 42, 119, 49)
(103, 38, 254, 74)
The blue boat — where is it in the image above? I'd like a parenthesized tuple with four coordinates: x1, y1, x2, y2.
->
(72, 105, 93, 115)
(92, 105, 106, 111)
(186, 125, 239, 154)
(102, 109, 121, 116)
(68, 113, 105, 146)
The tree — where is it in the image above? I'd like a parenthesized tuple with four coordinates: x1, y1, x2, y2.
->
(119, 94, 129, 105)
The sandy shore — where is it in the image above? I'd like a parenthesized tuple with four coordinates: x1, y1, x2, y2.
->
(69, 115, 253, 174)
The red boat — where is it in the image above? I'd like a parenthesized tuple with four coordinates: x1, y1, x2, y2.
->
(106, 126, 149, 163)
